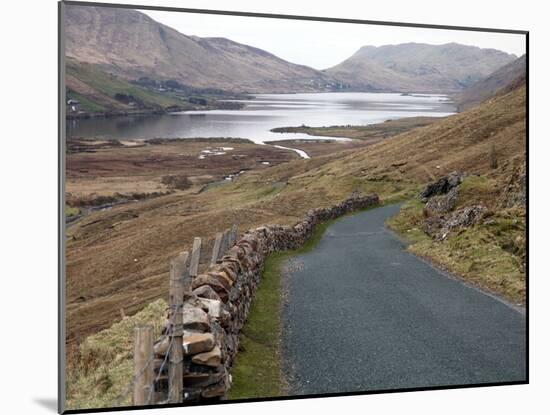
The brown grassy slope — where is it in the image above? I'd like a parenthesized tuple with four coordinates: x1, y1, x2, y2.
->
(455, 55, 526, 111)
(330, 84, 526, 184)
(66, 85, 525, 351)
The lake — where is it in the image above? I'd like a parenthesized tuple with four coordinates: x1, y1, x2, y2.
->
(67, 92, 456, 143)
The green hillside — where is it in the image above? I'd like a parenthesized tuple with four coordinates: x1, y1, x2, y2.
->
(66, 59, 187, 113)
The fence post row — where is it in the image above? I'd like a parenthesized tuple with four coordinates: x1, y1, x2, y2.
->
(168, 251, 189, 403)
(211, 226, 239, 265)
(133, 326, 154, 406)
(133, 225, 238, 405)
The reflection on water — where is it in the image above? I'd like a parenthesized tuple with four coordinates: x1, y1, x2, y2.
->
(67, 92, 456, 143)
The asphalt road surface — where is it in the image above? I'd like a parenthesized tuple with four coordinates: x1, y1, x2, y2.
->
(282, 204, 526, 395)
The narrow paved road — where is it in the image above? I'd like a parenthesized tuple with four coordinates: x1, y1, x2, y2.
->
(282, 204, 526, 395)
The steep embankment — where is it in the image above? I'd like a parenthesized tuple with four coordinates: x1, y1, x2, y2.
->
(383, 84, 526, 303)
(455, 54, 526, 111)
(324, 42, 516, 93)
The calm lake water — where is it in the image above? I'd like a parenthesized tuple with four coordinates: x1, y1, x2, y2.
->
(67, 92, 456, 143)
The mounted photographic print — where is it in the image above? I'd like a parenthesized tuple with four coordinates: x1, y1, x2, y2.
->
(59, 1, 528, 412)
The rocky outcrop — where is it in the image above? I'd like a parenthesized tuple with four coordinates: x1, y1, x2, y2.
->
(420, 171, 465, 202)
(498, 163, 526, 208)
(420, 171, 490, 240)
(424, 187, 459, 215)
(424, 204, 489, 240)
(151, 193, 380, 403)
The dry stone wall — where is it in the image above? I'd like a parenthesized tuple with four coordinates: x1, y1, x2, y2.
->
(151, 193, 380, 402)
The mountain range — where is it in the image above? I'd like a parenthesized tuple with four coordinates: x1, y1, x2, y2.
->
(65, 5, 334, 94)
(65, 5, 521, 103)
(324, 43, 516, 92)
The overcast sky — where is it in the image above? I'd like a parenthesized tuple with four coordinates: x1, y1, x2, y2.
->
(142, 9, 526, 70)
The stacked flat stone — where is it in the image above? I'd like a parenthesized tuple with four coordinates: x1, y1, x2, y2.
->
(151, 192, 379, 402)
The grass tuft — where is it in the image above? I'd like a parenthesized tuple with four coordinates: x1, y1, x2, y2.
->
(387, 198, 525, 304)
(66, 205, 81, 218)
(228, 251, 286, 399)
(66, 299, 167, 410)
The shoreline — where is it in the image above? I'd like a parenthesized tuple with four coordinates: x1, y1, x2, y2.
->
(67, 113, 449, 162)
(66, 107, 181, 120)
(66, 101, 246, 120)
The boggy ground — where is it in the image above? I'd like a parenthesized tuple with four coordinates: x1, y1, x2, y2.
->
(66, 137, 298, 208)
(265, 138, 372, 158)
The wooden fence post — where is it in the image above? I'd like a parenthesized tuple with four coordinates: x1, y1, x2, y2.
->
(230, 224, 238, 247)
(189, 237, 202, 278)
(219, 229, 231, 259)
(133, 326, 154, 406)
(168, 251, 189, 403)
(211, 232, 223, 266)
